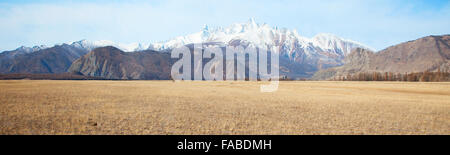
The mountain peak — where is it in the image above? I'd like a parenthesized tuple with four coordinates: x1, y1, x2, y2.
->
(247, 17, 258, 27)
(202, 24, 209, 31)
(14, 45, 47, 53)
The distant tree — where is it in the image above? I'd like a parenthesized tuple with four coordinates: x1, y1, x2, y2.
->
(330, 70, 449, 82)
(372, 72, 377, 81)
(437, 67, 441, 82)
(384, 72, 387, 81)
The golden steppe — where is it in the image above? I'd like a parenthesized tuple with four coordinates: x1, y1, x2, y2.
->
(0, 80, 449, 135)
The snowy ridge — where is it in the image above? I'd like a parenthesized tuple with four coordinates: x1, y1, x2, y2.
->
(7, 40, 148, 53)
(13, 45, 48, 54)
(69, 40, 149, 52)
(149, 18, 372, 55)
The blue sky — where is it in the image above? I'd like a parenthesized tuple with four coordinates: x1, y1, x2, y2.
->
(0, 0, 449, 51)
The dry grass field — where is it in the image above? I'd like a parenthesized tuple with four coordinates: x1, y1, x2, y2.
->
(0, 80, 449, 135)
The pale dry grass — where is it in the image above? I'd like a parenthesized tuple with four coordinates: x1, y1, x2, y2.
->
(0, 80, 449, 135)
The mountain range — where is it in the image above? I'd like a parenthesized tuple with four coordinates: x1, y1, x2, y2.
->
(312, 35, 450, 80)
(0, 19, 448, 80)
(0, 44, 89, 74)
(68, 46, 173, 80)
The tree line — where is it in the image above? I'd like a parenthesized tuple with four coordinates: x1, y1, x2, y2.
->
(332, 69, 450, 82)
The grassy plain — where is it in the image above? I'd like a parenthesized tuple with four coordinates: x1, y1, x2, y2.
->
(0, 80, 449, 135)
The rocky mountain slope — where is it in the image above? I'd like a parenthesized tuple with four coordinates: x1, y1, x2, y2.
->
(68, 46, 172, 80)
(0, 44, 89, 74)
(312, 35, 450, 80)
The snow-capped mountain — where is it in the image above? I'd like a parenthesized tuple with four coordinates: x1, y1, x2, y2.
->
(148, 18, 371, 69)
(0, 45, 48, 61)
(69, 40, 149, 52)
(150, 18, 371, 51)
(13, 45, 48, 54)
(3, 40, 147, 55)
